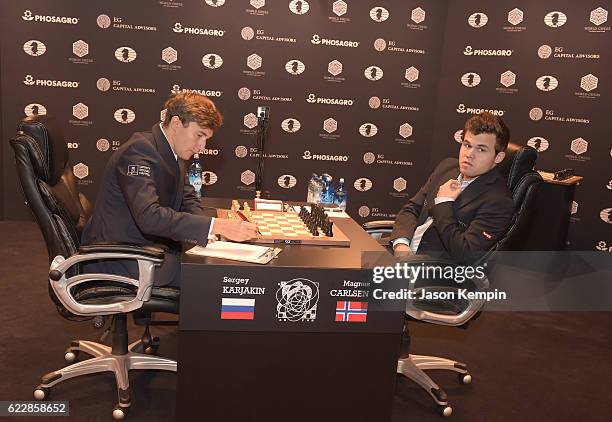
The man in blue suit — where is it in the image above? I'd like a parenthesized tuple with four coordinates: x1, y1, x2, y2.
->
(82, 92, 258, 287)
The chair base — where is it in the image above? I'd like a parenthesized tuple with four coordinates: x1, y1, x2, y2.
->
(33, 315, 176, 420)
(397, 354, 471, 417)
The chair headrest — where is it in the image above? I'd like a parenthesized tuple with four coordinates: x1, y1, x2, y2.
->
(17, 115, 68, 185)
(497, 143, 538, 190)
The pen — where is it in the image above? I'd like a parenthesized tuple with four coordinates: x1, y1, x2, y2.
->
(236, 210, 262, 236)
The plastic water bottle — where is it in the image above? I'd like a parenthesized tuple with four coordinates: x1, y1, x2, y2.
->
(334, 178, 347, 211)
(307, 173, 318, 203)
(322, 174, 334, 204)
(188, 153, 203, 198)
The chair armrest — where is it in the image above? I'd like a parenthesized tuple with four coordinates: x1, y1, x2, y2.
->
(48, 245, 165, 317)
(79, 243, 165, 259)
(399, 254, 490, 327)
(362, 220, 395, 230)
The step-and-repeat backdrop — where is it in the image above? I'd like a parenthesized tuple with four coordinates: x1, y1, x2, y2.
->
(1, 0, 610, 250)
(428, 0, 611, 250)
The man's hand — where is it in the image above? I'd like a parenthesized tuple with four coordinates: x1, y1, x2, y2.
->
(437, 179, 461, 200)
(394, 243, 414, 259)
(211, 219, 259, 242)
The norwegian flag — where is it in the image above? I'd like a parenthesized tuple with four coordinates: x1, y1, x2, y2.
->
(335, 301, 368, 323)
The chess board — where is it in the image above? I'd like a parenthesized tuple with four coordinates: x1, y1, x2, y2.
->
(217, 209, 351, 247)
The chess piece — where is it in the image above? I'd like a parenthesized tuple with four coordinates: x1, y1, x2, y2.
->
(243, 202, 252, 220)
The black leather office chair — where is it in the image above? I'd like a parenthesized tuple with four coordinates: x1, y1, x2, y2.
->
(10, 116, 180, 420)
(364, 144, 542, 416)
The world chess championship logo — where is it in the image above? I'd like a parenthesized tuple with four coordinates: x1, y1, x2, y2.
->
(73, 40, 89, 58)
(72, 103, 88, 120)
(162, 47, 178, 64)
(354, 178, 373, 192)
(205, 0, 225, 7)
(24, 103, 47, 117)
(468, 12, 488, 28)
(544, 11, 567, 28)
(507, 8, 523, 26)
(202, 171, 218, 186)
(411, 7, 426, 24)
(454, 130, 464, 143)
(370, 7, 389, 22)
(333, 1, 347, 17)
(276, 278, 319, 322)
(114, 108, 135, 124)
(364, 66, 383, 81)
(359, 123, 378, 137)
(536, 75, 559, 91)
(461, 72, 481, 87)
(114, 46, 137, 63)
(527, 137, 549, 152)
(289, 0, 309, 15)
(277, 174, 297, 188)
(203, 53, 223, 69)
(285, 59, 305, 75)
(399, 123, 413, 139)
(405, 66, 419, 82)
(23, 40, 46, 57)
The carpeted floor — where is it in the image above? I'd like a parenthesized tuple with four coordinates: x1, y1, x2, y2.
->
(0, 221, 610, 421)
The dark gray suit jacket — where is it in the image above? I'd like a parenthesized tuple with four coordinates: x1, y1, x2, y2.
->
(390, 158, 514, 264)
(81, 124, 212, 286)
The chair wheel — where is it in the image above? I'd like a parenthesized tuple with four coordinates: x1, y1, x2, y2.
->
(33, 386, 49, 400)
(64, 349, 79, 363)
(144, 336, 160, 355)
(458, 372, 472, 384)
(112, 405, 129, 420)
(144, 345, 159, 355)
(439, 404, 453, 417)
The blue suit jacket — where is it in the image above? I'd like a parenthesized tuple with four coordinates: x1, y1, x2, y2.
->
(81, 124, 211, 287)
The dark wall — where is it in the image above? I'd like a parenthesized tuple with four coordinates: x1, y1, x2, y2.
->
(0, 0, 447, 226)
(1, 0, 610, 250)
(0, 41, 4, 221)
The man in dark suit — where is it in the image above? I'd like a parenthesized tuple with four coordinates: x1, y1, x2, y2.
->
(82, 92, 258, 287)
(390, 112, 514, 264)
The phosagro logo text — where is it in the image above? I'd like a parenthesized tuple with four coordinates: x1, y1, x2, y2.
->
(22, 10, 79, 25)
(172, 22, 225, 36)
(302, 150, 349, 161)
(306, 93, 353, 106)
(23, 74, 79, 88)
(464, 45, 513, 56)
(456, 103, 504, 116)
(311, 34, 359, 47)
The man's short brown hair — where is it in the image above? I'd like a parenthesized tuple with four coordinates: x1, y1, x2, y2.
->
(463, 112, 510, 154)
(162, 92, 223, 131)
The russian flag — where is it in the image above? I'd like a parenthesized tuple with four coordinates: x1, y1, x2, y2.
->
(335, 301, 368, 323)
(220, 298, 255, 320)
